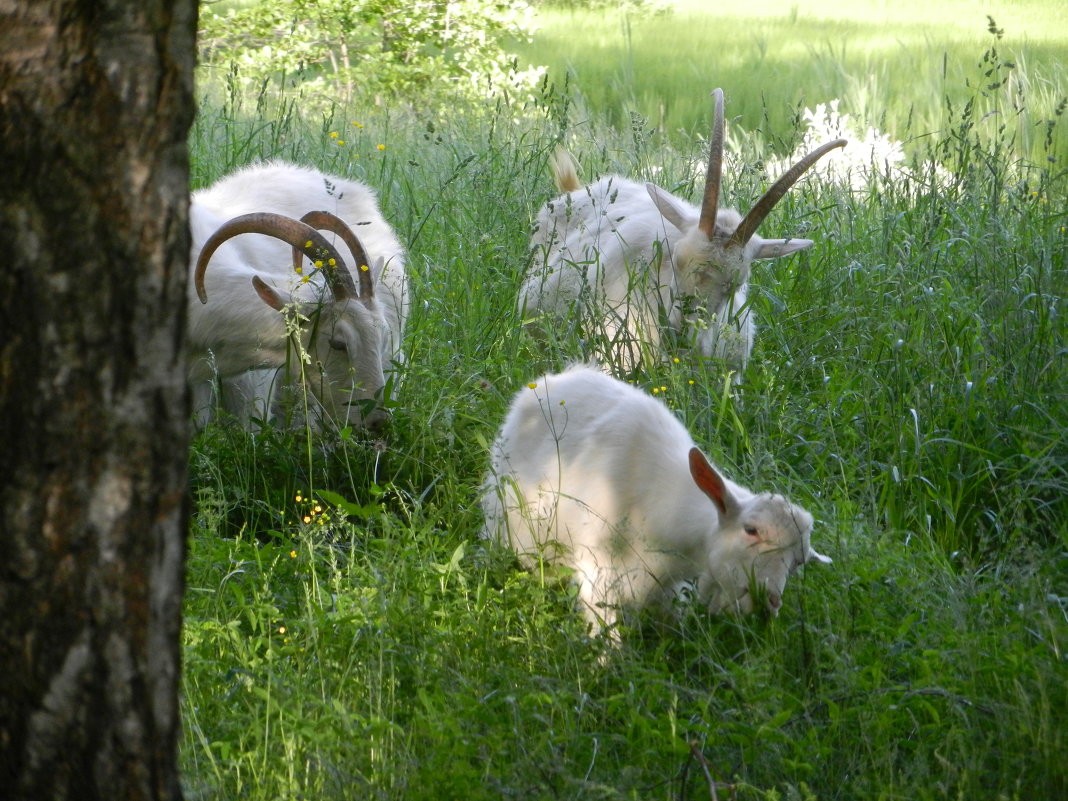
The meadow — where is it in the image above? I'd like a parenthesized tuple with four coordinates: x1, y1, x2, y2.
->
(182, 3, 1066, 799)
(514, 0, 1068, 166)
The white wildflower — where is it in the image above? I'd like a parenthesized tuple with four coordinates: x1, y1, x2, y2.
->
(766, 99, 950, 190)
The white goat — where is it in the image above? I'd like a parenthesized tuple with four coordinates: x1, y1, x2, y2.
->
(521, 89, 845, 375)
(481, 366, 831, 638)
(189, 161, 409, 430)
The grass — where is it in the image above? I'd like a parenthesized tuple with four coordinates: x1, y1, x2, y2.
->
(182, 10, 1067, 800)
(514, 1, 1068, 166)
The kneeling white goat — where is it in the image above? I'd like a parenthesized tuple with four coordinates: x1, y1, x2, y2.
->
(522, 89, 845, 376)
(189, 161, 409, 429)
(481, 366, 831, 637)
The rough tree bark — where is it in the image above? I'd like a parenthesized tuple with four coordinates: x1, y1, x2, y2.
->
(0, 1, 196, 799)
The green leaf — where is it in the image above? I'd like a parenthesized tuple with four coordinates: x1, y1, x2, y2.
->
(316, 488, 380, 518)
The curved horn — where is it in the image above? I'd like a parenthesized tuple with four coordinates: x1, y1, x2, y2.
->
(697, 88, 726, 238)
(727, 138, 847, 249)
(194, 212, 351, 304)
(295, 210, 373, 301)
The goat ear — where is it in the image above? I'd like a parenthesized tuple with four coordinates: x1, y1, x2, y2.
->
(752, 238, 814, 259)
(646, 183, 692, 233)
(806, 546, 833, 565)
(688, 447, 739, 519)
(252, 275, 285, 311)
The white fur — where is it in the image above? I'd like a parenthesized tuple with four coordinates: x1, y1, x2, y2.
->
(189, 161, 409, 429)
(481, 366, 831, 637)
(520, 151, 814, 375)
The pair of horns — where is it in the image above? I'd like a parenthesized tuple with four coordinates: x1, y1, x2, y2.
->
(195, 210, 373, 304)
(697, 88, 846, 246)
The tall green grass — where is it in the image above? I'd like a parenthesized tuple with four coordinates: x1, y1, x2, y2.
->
(182, 24, 1066, 801)
(515, 1, 1068, 166)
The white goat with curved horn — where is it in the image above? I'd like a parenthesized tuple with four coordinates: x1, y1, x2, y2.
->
(521, 89, 845, 376)
(189, 161, 408, 430)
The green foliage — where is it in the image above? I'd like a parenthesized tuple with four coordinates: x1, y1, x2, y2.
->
(531, 0, 670, 15)
(182, 12, 1067, 800)
(514, 2, 1068, 166)
(199, 0, 544, 108)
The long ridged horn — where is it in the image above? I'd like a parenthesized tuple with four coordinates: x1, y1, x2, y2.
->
(728, 138, 847, 249)
(697, 88, 726, 238)
(295, 210, 373, 301)
(195, 212, 351, 304)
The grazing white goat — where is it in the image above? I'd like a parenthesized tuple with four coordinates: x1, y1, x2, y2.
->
(189, 161, 409, 429)
(481, 366, 831, 637)
(521, 89, 846, 375)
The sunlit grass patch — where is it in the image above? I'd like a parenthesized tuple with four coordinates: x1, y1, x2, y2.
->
(516, 3, 1068, 166)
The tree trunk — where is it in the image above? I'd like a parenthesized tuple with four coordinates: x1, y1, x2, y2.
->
(0, 2, 196, 799)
